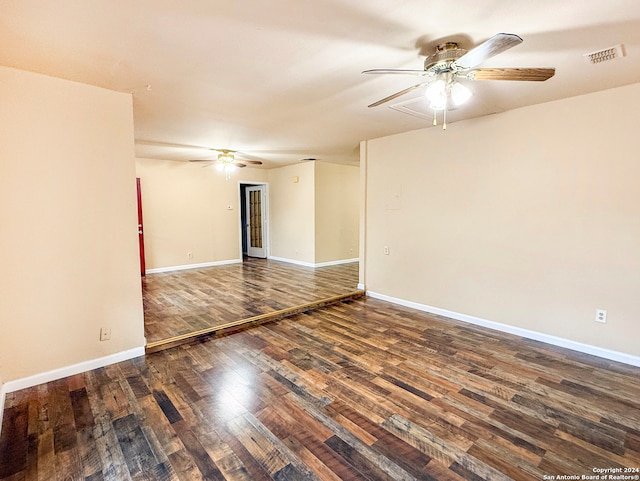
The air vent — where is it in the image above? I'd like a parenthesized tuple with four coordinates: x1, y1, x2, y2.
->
(583, 44, 625, 64)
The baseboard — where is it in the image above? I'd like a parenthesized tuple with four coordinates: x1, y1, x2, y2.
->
(145, 258, 242, 274)
(367, 291, 640, 368)
(315, 258, 359, 267)
(268, 256, 315, 267)
(357, 283, 365, 290)
(2, 346, 146, 395)
(268, 256, 359, 268)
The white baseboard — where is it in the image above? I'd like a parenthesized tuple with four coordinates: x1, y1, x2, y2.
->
(268, 256, 359, 268)
(367, 291, 640, 368)
(146, 258, 242, 274)
(268, 256, 315, 267)
(315, 258, 359, 268)
(2, 346, 146, 395)
(0, 346, 145, 439)
(357, 283, 366, 290)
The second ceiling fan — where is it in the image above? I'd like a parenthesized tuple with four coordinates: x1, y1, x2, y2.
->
(189, 149, 263, 168)
(363, 33, 555, 128)
(190, 149, 263, 179)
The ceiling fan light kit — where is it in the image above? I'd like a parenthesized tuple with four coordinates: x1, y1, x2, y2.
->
(189, 149, 262, 180)
(217, 155, 237, 180)
(424, 75, 473, 129)
(425, 77, 473, 109)
(364, 33, 555, 130)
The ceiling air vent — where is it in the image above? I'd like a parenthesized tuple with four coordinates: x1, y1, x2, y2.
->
(583, 44, 625, 64)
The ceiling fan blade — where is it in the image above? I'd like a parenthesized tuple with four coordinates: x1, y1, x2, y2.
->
(209, 148, 236, 154)
(239, 159, 263, 165)
(469, 67, 555, 81)
(236, 163, 247, 168)
(368, 83, 424, 108)
(363, 68, 429, 76)
(189, 159, 214, 162)
(455, 33, 523, 69)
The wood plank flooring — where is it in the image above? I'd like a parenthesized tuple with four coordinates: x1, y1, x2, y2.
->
(2, 297, 639, 480)
(143, 258, 360, 346)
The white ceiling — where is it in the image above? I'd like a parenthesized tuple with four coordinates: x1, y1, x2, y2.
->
(2, 0, 640, 167)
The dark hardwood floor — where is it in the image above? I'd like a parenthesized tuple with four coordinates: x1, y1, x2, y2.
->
(143, 258, 361, 349)
(2, 297, 639, 480)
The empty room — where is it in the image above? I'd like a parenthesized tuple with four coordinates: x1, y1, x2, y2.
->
(1, 1, 639, 480)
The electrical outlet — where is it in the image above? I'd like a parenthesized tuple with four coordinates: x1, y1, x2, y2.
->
(595, 309, 607, 323)
(383, 246, 390, 255)
(100, 327, 112, 341)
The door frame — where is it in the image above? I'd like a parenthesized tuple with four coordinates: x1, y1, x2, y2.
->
(238, 181, 269, 259)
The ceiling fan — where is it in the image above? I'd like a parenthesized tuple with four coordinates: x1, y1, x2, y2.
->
(189, 149, 263, 179)
(363, 33, 555, 128)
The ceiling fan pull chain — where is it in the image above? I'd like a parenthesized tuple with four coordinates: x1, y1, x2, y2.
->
(443, 99, 448, 130)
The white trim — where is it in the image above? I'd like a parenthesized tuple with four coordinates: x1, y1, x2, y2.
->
(268, 256, 316, 267)
(315, 258, 359, 267)
(238, 181, 270, 260)
(244, 184, 269, 259)
(357, 283, 366, 290)
(367, 291, 640, 368)
(0, 347, 143, 438)
(146, 259, 242, 274)
(268, 256, 359, 268)
(147, 257, 359, 273)
(268, 256, 315, 267)
(2, 346, 146, 394)
(0, 378, 6, 433)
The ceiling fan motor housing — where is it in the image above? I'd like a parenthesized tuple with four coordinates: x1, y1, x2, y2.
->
(424, 42, 467, 73)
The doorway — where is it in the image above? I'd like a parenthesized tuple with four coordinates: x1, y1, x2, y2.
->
(240, 183, 268, 259)
(136, 178, 146, 276)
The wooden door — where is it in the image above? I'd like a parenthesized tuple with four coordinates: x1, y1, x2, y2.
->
(245, 185, 267, 258)
(136, 178, 146, 276)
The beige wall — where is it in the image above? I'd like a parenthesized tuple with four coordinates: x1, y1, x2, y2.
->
(268, 162, 316, 263)
(362, 83, 640, 358)
(267, 161, 360, 265)
(315, 162, 359, 264)
(0, 67, 145, 383)
(136, 158, 268, 269)
(138, 159, 360, 268)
